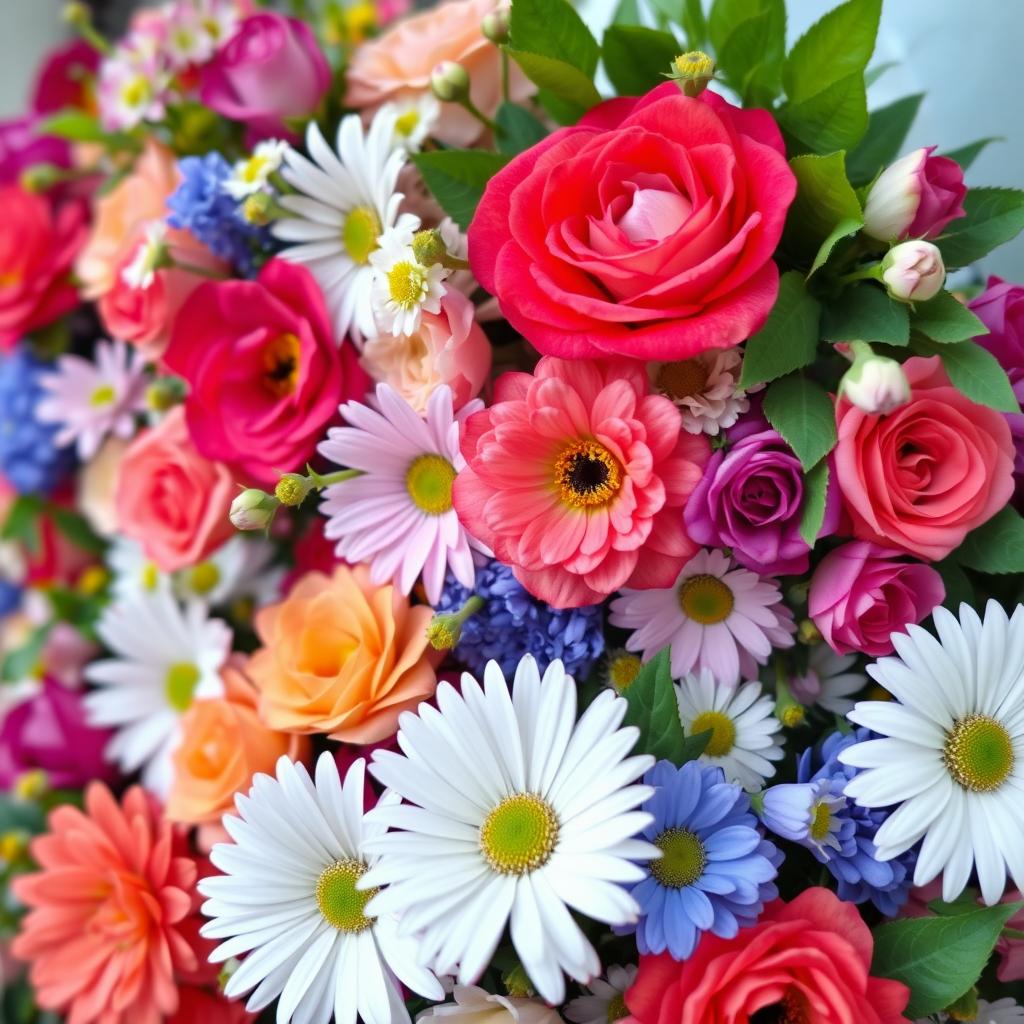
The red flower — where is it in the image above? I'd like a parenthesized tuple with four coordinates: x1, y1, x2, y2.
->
(626, 888, 910, 1024)
(468, 84, 795, 362)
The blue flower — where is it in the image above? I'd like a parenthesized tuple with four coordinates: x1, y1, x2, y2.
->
(0, 579, 21, 618)
(166, 153, 269, 276)
(435, 560, 605, 679)
(622, 759, 781, 960)
(762, 778, 856, 861)
(0, 346, 75, 495)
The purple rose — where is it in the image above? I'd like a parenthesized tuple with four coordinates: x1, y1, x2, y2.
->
(684, 416, 839, 575)
(200, 13, 331, 144)
(0, 679, 117, 789)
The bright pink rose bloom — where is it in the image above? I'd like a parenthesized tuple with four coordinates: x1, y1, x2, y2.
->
(809, 542, 945, 657)
(468, 84, 796, 361)
(0, 117, 70, 186)
(627, 888, 911, 1024)
(31, 39, 99, 114)
(115, 407, 236, 572)
(0, 185, 87, 350)
(453, 356, 709, 607)
(835, 356, 1015, 561)
(164, 259, 369, 487)
(200, 13, 331, 143)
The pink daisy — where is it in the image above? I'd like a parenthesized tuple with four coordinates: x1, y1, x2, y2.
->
(452, 357, 710, 608)
(649, 347, 753, 436)
(318, 382, 479, 603)
(608, 548, 796, 687)
(35, 338, 148, 459)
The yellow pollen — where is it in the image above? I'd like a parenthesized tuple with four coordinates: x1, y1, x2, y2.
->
(386, 260, 427, 309)
(678, 574, 734, 624)
(781, 705, 806, 728)
(188, 561, 221, 596)
(141, 563, 160, 591)
(689, 710, 737, 757)
(13, 769, 48, 801)
(342, 205, 382, 264)
(609, 652, 643, 693)
(89, 383, 116, 407)
(809, 801, 833, 843)
(165, 662, 201, 712)
(554, 440, 622, 509)
(394, 110, 420, 138)
(77, 565, 109, 596)
(650, 828, 706, 889)
(479, 794, 559, 875)
(241, 154, 270, 183)
(607, 994, 629, 1023)
(673, 51, 715, 78)
(120, 75, 150, 108)
(316, 860, 377, 932)
(262, 333, 301, 397)
(656, 359, 709, 402)
(943, 714, 1015, 793)
(405, 454, 456, 515)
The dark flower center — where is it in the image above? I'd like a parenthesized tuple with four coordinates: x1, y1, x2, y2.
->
(750, 989, 809, 1024)
(554, 441, 621, 508)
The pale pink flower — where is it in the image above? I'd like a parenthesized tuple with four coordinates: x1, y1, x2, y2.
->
(649, 348, 751, 436)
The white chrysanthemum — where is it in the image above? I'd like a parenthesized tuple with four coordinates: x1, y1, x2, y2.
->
(565, 964, 637, 1024)
(841, 601, 1024, 905)
(789, 645, 866, 716)
(674, 670, 784, 791)
(389, 94, 440, 153)
(650, 348, 752, 436)
(274, 109, 416, 344)
(360, 655, 656, 1005)
(84, 588, 232, 795)
(369, 224, 448, 337)
(199, 754, 443, 1024)
(225, 139, 289, 199)
(171, 536, 283, 608)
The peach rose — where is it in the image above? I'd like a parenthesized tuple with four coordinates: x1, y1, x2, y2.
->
(166, 657, 308, 827)
(115, 407, 236, 572)
(249, 565, 437, 744)
(361, 289, 491, 412)
(77, 435, 130, 538)
(345, 0, 533, 148)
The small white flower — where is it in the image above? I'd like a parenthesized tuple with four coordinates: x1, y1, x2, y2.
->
(421, 986, 561, 1024)
(388, 94, 441, 153)
(788, 645, 866, 717)
(224, 139, 289, 200)
(370, 224, 449, 337)
(171, 535, 283, 608)
(650, 348, 752, 436)
(107, 537, 170, 600)
(565, 965, 637, 1024)
(121, 220, 169, 290)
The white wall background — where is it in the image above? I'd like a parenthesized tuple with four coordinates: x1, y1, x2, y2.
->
(2, 0, 1022, 278)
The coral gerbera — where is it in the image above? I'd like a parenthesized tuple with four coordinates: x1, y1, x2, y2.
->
(452, 357, 709, 608)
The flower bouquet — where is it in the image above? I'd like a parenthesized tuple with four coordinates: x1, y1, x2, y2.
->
(3, 0, 1024, 1022)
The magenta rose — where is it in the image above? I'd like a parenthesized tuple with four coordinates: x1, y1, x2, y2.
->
(684, 415, 840, 575)
(0, 679, 117, 789)
(808, 542, 945, 657)
(31, 39, 99, 114)
(0, 116, 70, 186)
(200, 13, 330, 143)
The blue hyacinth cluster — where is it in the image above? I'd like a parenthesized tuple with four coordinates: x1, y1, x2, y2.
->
(0, 346, 74, 495)
(0, 579, 21, 618)
(166, 152, 268, 276)
(436, 560, 605, 679)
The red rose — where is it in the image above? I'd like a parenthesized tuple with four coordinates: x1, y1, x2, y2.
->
(163, 259, 369, 487)
(627, 888, 910, 1024)
(0, 185, 87, 350)
(834, 355, 1015, 561)
(468, 84, 796, 361)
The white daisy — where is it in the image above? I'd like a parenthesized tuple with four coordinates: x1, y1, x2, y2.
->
(565, 964, 637, 1024)
(608, 548, 796, 688)
(674, 670, 784, 791)
(121, 219, 168, 290)
(84, 588, 232, 796)
(788, 645, 866, 717)
(107, 537, 170, 600)
(649, 348, 752, 436)
(360, 654, 656, 1005)
(274, 108, 416, 344)
(225, 139, 289, 200)
(171, 535, 283, 608)
(389, 95, 441, 153)
(370, 223, 449, 337)
(199, 754, 443, 1024)
(840, 601, 1024, 906)
(922, 998, 1024, 1024)
(36, 339, 147, 460)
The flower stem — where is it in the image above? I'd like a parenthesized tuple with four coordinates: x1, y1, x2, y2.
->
(458, 96, 499, 136)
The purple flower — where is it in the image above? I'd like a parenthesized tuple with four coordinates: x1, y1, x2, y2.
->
(684, 415, 840, 576)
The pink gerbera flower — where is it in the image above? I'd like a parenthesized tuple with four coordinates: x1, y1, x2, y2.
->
(452, 357, 709, 608)
(608, 548, 796, 686)
(318, 382, 478, 603)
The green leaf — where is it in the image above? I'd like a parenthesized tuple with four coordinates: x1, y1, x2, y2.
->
(681, 0, 708, 47)
(940, 137, 1002, 171)
(864, 61, 898, 87)
(936, 187, 1024, 269)
(48, 505, 107, 556)
(410, 151, 509, 231)
(957, 507, 1024, 574)
(799, 460, 830, 547)
(709, 0, 785, 104)
(929, 340, 1021, 414)
(781, 72, 869, 153)
(37, 109, 107, 143)
(846, 93, 924, 184)
(911, 290, 989, 344)
(495, 102, 548, 156)
(934, 557, 974, 611)
(612, 0, 642, 25)
(1, 494, 44, 555)
(822, 284, 910, 345)
(763, 375, 838, 471)
(0, 794, 45, 834)
(509, 0, 599, 77)
(620, 648, 689, 764)
(0, 624, 51, 683)
(678, 728, 712, 763)
(602, 25, 680, 96)
(504, 50, 602, 120)
(783, 152, 863, 265)
(810, 216, 863, 276)
(739, 271, 821, 388)
(871, 902, 1023, 1018)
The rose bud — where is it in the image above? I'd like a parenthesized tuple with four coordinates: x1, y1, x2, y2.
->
(881, 240, 945, 302)
(430, 60, 471, 103)
(229, 488, 279, 531)
(839, 345, 910, 415)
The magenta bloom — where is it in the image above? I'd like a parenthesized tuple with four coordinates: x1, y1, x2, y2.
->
(0, 116, 70, 186)
(31, 39, 99, 114)
(808, 542, 945, 658)
(684, 416, 839, 576)
(200, 13, 331, 143)
(0, 679, 117, 789)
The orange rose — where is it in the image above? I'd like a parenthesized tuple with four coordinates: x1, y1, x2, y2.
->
(249, 565, 437, 744)
(166, 657, 308, 827)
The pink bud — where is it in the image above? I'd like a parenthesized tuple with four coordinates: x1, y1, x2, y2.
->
(839, 355, 910, 415)
(881, 240, 945, 302)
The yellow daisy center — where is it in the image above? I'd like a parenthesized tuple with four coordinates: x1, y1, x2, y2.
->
(188, 561, 221, 596)
(394, 110, 420, 138)
(655, 359, 709, 402)
(316, 860, 377, 932)
(342, 205, 382, 264)
(943, 714, 1015, 793)
(689, 710, 737, 757)
(165, 662, 201, 712)
(678, 574, 734, 624)
(554, 440, 621, 509)
(140, 563, 160, 591)
(240, 154, 271, 184)
(89, 383, 116, 407)
(386, 260, 427, 309)
(809, 801, 833, 843)
(650, 828, 706, 889)
(405, 454, 456, 515)
(120, 75, 150, 109)
(479, 793, 559, 875)
(263, 333, 301, 397)
(608, 652, 643, 693)
(607, 994, 629, 1023)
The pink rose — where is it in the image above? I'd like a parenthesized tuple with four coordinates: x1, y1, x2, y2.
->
(200, 13, 330, 143)
(808, 542, 945, 657)
(835, 356, 1015, 560)
(880, 240, 945, 302)
(469, 84, 796, 361)
(115, 407, 236, 572)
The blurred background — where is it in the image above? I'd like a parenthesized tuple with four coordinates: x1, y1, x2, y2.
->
(2, 0, 1022, 280)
